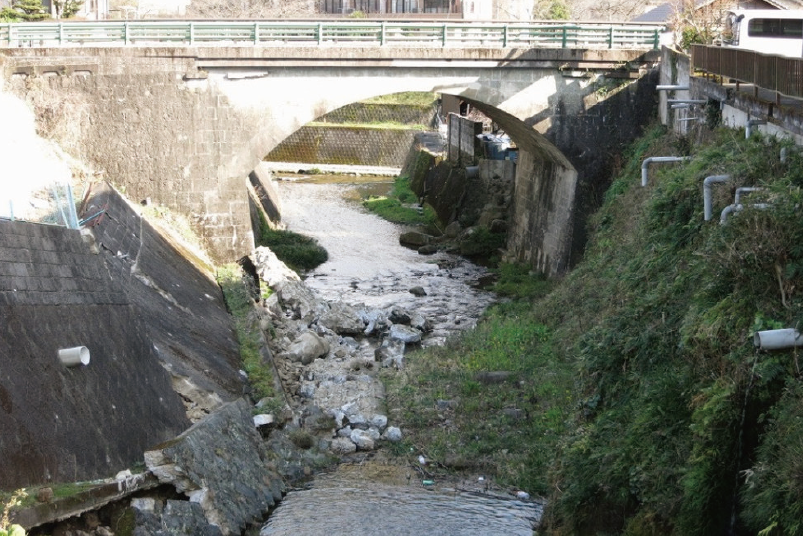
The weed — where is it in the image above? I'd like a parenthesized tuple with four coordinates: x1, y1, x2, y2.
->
(257, 227, 328, 273)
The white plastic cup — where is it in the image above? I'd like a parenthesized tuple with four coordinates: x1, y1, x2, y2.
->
(58, 346, 90, 367)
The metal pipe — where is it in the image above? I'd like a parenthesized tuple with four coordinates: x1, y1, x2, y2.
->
(746, 119, 766, 138)
(734, 187, 764, 204)
(671, 103, 692, 109)
(676, 117, 700, 122)
(703, 174, 730, 221)
(780, 146, 802, 163)
(719, 203, 772, 225)
(641, 156, 691, 187)
(657, 85, 690, 91)
(667, 99, 707, 104)
(754, 329, 803, 351)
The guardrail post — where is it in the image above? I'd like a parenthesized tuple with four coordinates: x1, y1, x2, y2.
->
(124, 22, 129, 45)
(442, 23, 447, 46)
(254, 22, 259, 45)
(608, 26, 613, 48)
(58, 22, 64, 45)
(561, 26, 567, 47)
(503, 24, 508, 47)
(189, 22, 194, 45)
(317, 22, 323, 45)
(653, 28, 659, 49)
(380, 21, 385, 46)
(8, 23, 13, 47)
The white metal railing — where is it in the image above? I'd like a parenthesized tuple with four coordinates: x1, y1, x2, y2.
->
(0, 20, 664, 49)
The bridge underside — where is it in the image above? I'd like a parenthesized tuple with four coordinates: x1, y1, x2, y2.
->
(0, 46, 659, 274)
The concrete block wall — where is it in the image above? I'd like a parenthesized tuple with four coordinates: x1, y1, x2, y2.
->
(0, 219, 190, 489)
(264, 126, 419, 167)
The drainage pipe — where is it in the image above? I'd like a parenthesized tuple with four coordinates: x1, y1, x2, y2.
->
(780, 146, 802, 163)
(641, 156, 691, 187)
(657, 85, 690, 91)
(703, 174, 731, 221)
(58, 346, 90, 367)
(676, 117, 700, 122)
(719, 203, 772, 225)
(734, 187, 764, 204)
(671, 103, 692, 109)
(754, 329, 803, 351)
(746, 119, 767, 138)
(667, 99, 708, 104)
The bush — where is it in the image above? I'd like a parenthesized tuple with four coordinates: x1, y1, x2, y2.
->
(257, 227, 328, 272)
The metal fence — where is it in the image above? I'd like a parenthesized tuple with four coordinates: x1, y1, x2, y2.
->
(0, 182, 79, 229)
(0, 20, 663, 49)
(692, 44, 803, 101)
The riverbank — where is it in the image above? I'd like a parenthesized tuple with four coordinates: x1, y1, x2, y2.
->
(381, 123, 803, 535)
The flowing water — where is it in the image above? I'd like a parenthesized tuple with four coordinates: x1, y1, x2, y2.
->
(275, 176, 497, 346)
(263, 175, 542, 535)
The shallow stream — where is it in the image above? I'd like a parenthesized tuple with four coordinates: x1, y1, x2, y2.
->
(262, 175, 542, 535)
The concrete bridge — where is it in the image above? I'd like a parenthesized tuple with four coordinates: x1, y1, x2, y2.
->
(0, 25, 661, 275)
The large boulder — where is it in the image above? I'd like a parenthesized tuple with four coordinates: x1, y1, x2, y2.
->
(282, 331, 330, 365)
(317, 301, 366, 335)
(252, 247, 300, 287)
(144, 399, 284, 536)
(273, 280, 328, 322)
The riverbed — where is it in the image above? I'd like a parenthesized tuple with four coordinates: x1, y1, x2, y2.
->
(262, 175, 542, 535)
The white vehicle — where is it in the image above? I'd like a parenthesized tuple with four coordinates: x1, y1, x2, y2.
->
(723, 9, 803, 57)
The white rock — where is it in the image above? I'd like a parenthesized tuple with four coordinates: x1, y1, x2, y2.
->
(382, 426, 403, 442)
(369, 414, 388, 430)
(350, 429, 376, 450)
(253, 414, 275, 427)
(330, 437, 358, 455)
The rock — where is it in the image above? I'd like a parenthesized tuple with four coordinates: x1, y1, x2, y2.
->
(317, 301, 365, 335)
(349, 429, 376, 450)
(388, 306, 412, 325)
(502, 408, 526, 420)
(369, 414, 388, 430)
(389, 324, 422, 344)
(399, 231, 432, 248)
(382, 426, 403, 442)
(436, 399, 458, 411)
(252, 247, 300, 287)
(263, 293, 283, 318)
(274, 280, 328, 323)
(130, 498, 224, 536)
(36, 487, 53, 503)
(282, 331, 330, 365)
(357, 307, 387, 335)
(418, 244, 439, 255)
(375, 340, 405, 369)
(144, 399, 284, 536)
(410, 313, 432, 332)
(444, 220, 462, 238)
(409, 286, 427, 297)
(298, 382, 316, 398)
(330, 437, 358, 455)
(475, 371, 513, 384)
(253, 414, 275, 428)
(490, 218, 507, 233)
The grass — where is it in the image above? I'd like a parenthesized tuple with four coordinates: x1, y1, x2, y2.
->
(361, 92, 438, 107)
(257, 226, 328, 273)
(217, 264, 281, 408)
(382, 124, 803, 535)
(307, 121, 429, 130)
(363, 175, 438, 226)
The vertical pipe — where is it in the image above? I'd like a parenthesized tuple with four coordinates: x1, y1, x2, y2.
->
(703, 174, 730, 221)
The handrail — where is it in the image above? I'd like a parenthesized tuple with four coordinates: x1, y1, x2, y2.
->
(0, 20, 664, 49)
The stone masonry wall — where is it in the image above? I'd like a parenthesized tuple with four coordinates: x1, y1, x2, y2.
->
(1, 50, 260, 265)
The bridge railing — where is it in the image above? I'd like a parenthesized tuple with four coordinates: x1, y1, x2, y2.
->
(0, 20, 663, 49)
(692, 44, 803, 101)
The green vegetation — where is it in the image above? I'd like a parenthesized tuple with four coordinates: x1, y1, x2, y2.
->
(0, 0, 46, 21)
(363, 175, 437, 226)
(307, 121, 429, 131)
(256, 226, 328, 273)
(217, 264, 280, 408)
(361, 92, 438, 107)
(385, 124, 803, 535)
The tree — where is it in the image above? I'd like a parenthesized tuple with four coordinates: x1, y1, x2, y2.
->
(52, 0, 83, 18)
(3, 0, 48, 21)
(186, 0, 318, 19)
(568, 0, 647, 21)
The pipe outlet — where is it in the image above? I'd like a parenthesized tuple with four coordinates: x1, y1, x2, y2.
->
(720, 203, 772, 225)
(641, 156, 692, 187)
(703, 175, 731, 221)
(754, 329, 803, 351)
(657, 85, 690, 91)
(58, 346, 90, 367)
(746, 119, 767, 139)
(734, 187, 764, 204)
